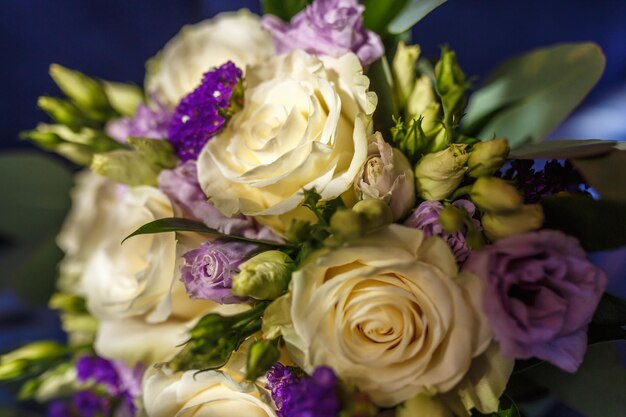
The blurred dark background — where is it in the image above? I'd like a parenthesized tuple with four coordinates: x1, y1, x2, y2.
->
(1, 1, 625, 416)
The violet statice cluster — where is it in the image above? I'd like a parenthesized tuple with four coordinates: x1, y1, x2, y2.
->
(500, 159, 590, 203)
(266, 364, 342, 417)
(262, 0, 384, 66)
(180, 240, 256, 303)
(105, 102, 172, 143)
(168, 61, 243, 161)
(48, 356, 144, 417)
(405, 199, 480, 263)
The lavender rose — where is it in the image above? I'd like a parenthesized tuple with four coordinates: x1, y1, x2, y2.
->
(465, 230, 607, 372)
(405, 199, 479, 263)
(180, 240, 257, 303)
(262, 0, 384, 66)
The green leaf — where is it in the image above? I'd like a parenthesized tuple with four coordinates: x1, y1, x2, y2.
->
(387, 0, 447, 34)
(127, 137, 178, 169)
(572, 149, 626, 203)
(540, 195, 626, 252)
(260, 0, 310, 21)
(91, 150, 159, 186)
(368, 56, 398, 134)
(463, 43, 605, 148)
(508, 139, 617, 160)
(362, 0, 408, 34)
(122, 217, 292, 248)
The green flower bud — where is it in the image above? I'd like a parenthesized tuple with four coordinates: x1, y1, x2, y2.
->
(406, 75, 437, 122)
(482, 204, 544, 241)
(1, 341, 66, 364)
(330, 208, 366, 242)
(49, 293, 87, 314)
(392, 42, 421, 109)
(438, 205, 464, 233)
(467, 139, 510, 178)
(49, 64, 110, 115)
(103, 81, 143, 116)
(37, 97, 87, 127)
(471, 177, 523, 213)
(232, 251, 294, 300)
(352, 199, 393, 231)
(245, 339, 280, 381)
(414, 144, 469, 201)
(0, 359, 29, 380)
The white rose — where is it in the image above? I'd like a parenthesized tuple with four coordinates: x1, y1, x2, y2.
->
(142, 367, 277, 417)
(145, 10, 274, 106)
(275, 224, 490, 406)
(56, 171, 120, 293)
(197, 50, 377, 218)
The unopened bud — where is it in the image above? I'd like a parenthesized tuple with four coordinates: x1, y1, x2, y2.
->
(406, 75, 437, 122)
(482, 204, 544, 241)
(37, 97, 85, 127)
(246, 340, 280, 381)
(467, 139, 510, 178)
(232, 251, 293, 300)
(330, 209, 366, 242)
(353, 199, 393, 231)
(49, 64, 109, 114)
(1, 341, 66, 364)
(392, 42, 421, 109)
(438, 205, 464, 232)
(471, 177, 523, 213)
(103, 81, 143, 116)
(0, 359, 29, 380)
(414, 144, 469, 201)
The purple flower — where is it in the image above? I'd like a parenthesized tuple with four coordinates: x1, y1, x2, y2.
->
(267, 364, 342, 417)
(76, 356, 120, 390)
(404, 199, 480, 263)
(47, 402, 72, 417)
(180, 240, 257, 303)
(465, 230, 608, 372)
(168, 61, 243, 161)
(158, 160, 279, 241)
(105, 102, 172, 143)
(72, 391, 110, 417)
(262, 0, 384, 66)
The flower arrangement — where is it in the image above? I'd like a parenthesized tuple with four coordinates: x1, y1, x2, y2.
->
(2, 1, 625, 416)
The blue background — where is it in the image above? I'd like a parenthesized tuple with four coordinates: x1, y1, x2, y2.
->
(1, 1, 625, 416)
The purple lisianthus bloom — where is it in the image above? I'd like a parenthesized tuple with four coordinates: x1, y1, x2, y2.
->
(47, 402, 72, 417)
(76, 356, 120, 389)
(465, 230, 608, 372)
(180, 240, 257, 303)
(158, 160, 279, 241)
(106, 102, 172, 143)
(404, 199, 480, 263)
(262, 0, 384, 66)
(168, 61, 243, 161)
(267, 364, 342, 417)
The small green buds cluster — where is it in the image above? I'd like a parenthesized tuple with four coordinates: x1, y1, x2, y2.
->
(470, 177, 544, 240)
(0, 341, 67, 381)
(245, 339, 281, 381)
(232, 251, 294, 300)
(329, 199, 393, 243)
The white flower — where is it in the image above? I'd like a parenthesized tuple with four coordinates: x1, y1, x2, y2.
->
(197, 50, 377, 218)
(355, 132, 415, 220)
(145, 10, 274, 106)
(142, 366, 277, 417)
(272, 224, 490, 406)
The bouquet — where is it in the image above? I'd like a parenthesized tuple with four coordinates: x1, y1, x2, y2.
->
(2, 1, 625, 416)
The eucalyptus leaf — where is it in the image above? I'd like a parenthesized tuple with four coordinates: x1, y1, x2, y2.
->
(123, 217, 291, 248)
(387, 0, 447, 34)
(361, 0, 408, 34)
(463, 43, 605, 148)
(260, 0, 310, 21)
(508, 139, 616, 160)
(368, 56, 398, 134)
(572, 149, 626, 203)
(541, 195, 626, 252)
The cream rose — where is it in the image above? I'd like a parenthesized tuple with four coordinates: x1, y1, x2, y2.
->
(145, 10, 274, 106)
(274, 224, 490, 406)
(142, 367, 277, 417)
(197, 49, 377, 217)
